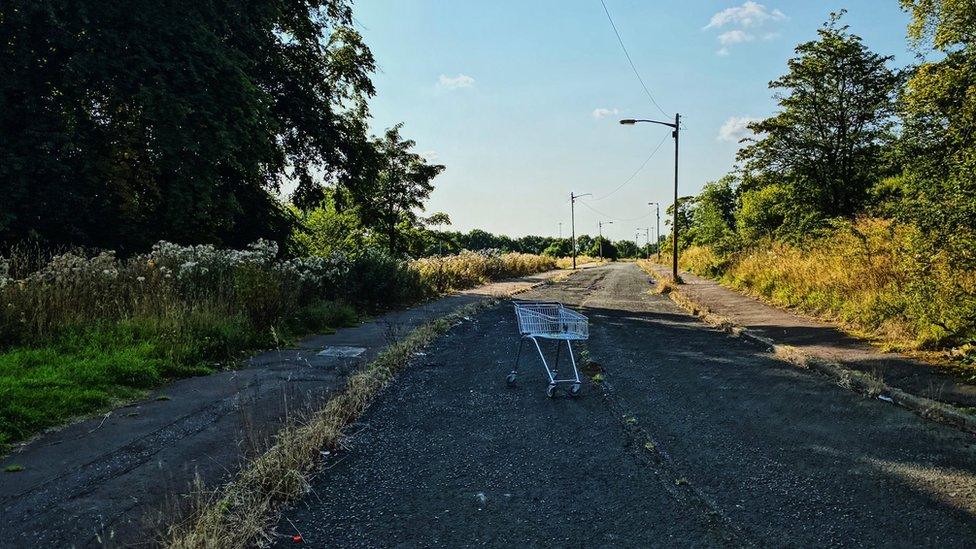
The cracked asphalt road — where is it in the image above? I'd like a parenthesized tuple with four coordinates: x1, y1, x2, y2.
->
(276, 263, 976, 547)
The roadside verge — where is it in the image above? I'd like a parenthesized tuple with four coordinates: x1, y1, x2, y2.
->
(0, 266, 577, 548)
(638, 261, 976, 435)
(162, 269, 576, 548)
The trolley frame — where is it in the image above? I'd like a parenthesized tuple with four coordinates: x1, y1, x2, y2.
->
(508, 301, 589, 397)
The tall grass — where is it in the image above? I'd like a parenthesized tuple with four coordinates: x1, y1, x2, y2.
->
(0, 243, 557, 447)
(555, 255, 599, 269)
(669, 218, 976, 361)
(411, 251, 556, 293)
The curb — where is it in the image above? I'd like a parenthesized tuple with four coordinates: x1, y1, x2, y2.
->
(641, 264, 976, 436)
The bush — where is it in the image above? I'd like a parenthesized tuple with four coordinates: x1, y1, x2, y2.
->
(0, 241, 560, 447)
(693, 218, 975, 356)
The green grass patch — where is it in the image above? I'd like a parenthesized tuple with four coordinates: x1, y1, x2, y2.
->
(0, 301, 358, 450)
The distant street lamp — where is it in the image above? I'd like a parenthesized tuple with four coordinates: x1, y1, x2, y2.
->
(636, 228, 649, 259)
(558, 222, 563, 239)
(621, 114, 681, 281)
(648, 202, 661, 261)
(598, 220, 613, 261)
(570, 192, 591, 269)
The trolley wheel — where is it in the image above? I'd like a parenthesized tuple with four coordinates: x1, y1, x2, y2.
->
(569, 383, 582, 397)
(546, 384, 557, 398)
(505, 373, 517, 386)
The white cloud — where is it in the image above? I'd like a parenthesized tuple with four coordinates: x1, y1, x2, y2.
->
(704, 1, 786, 30)
(704, 2, 786, 56)
(437, 73, 475, 90)
(718, 30, 755, 45)
(717, 116, 760, 142)
(592, 107, 620, 119)
(420, 150, 439, 162)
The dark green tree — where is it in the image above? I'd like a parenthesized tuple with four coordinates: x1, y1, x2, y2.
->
(354, 124, 444, 256)
(575, 234, 594, 256)
(0, 0, 375, 251)
(615, 239, 639, 259)
(542, 238, 572, 257)
(689, 176, 738, 246)
(898, 0, 976, 270)
(737, 12, 901, 228)
(587, 237, 618, 260)
(663, 197, 696, 250)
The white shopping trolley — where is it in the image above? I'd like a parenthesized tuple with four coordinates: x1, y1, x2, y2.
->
(507, 301, 589, 398)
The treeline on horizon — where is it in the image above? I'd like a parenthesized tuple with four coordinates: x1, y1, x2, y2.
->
(665, 6, 974, 360)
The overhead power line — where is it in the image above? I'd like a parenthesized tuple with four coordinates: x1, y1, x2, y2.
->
(599, 0, 668, 118)
(591, 133, 669, 201)
(579, 200, 653, 223)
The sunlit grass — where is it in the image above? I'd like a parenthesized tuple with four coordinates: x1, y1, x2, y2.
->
(656, 218, 975, 365)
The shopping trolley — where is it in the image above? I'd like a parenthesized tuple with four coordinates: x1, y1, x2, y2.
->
(508, 301, 589, 398)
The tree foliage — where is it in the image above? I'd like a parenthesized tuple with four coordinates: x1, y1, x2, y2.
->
(737, 12, 901, 228)
(349, 124, 444, 256)
(0, 0, 375, 252)
(898, 0, 976, 269)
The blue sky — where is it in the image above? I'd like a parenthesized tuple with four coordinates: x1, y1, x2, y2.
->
(353, 1, 913, 242)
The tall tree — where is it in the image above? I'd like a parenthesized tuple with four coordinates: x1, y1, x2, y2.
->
(354, 124, 444, 256)
(689, 176, 737, 246)
(737, 12, 901, 223)
(899, 0, 976, 269)
(0, 0, 375, 251)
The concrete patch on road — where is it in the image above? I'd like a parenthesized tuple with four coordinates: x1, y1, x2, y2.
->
(317, 346, 366, 358)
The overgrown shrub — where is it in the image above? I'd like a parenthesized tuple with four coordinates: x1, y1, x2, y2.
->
(680, 218, 975, 357)
(0, 242, 560, 446)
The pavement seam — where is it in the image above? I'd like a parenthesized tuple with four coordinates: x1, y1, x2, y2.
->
(639, 264, 976, 436)
(594, 374, 757, 548)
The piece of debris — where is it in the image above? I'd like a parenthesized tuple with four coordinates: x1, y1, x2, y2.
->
(4, 464, 25, 473)
(155, 395, 171, 401)
(877, 394, 894, 403)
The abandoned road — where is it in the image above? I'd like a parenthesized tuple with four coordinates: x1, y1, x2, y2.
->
(276, 262, 976, 547)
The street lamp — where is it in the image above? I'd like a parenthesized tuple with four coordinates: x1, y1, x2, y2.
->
(598, 220, 613, 261)
(621, 114, 681, 281)
(570, 192, 592, 269)
(636, 228, 649, 259)
(648, 202, 661, 261)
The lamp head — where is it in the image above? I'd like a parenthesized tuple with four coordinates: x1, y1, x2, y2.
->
(619, 119, 636, 125)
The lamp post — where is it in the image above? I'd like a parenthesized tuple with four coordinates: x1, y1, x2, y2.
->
(648, 202, 661, 261)
(636, 228, 649, 259)
(598, 220, 613, 261)
(621, 114, 681, 281)
(558, 222, 563, 239)
(570, 192, 591, 269)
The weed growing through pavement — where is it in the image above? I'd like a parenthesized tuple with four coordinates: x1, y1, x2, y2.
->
(162, 300, 494, 549)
